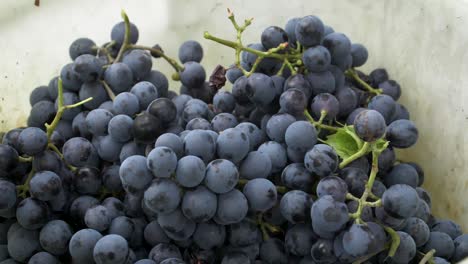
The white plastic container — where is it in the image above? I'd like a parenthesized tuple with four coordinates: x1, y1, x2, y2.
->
(1, 0, 467, 251)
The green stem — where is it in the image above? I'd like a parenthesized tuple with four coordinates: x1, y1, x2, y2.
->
(16, 169, 35, 198)
(349, 149, 380, 223)
(346, 193, 360, 201)
(100, 80, 116, 100)
(382, 225, 400, 257)
(256, 213, 269, 241)
(345, 69, 382, 95)
(339, 142, 370, 169)
(114, 10, 131, 63)
(304, 110, 338, 132)
(18, 156, 32, 163)
(276, 185, 288, 194)
(130, 44, 184, 72)
(419, 249, 436, 264)
(45, 78, 93, 141)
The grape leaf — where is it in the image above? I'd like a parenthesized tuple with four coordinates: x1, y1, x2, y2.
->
(324, 126, 362, 160)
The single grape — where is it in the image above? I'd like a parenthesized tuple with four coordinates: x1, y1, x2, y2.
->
(317, 176, 348, 202)
(39, 219, 72, 255)
(147, 147, 177, 178)
(120, 155, 153, 194)
(6, 225, 40, 262)
(261, 26, 288, 50)
(182, 186, 217, 222)
(204, 159, 239, 194)
(283, 74, 312, 99)
(178, 40, 203, 63)
(431, 220, 463, 239)
(353, 109, 386, 142)
(157, 209, 196, 241)
(93, 234, 129, 264)
(216, 189, 248, 224)
(342, 224, 375, 257)
(101, 197, 124, 219)
(369, 68, 389, 86)
(221, 252, 251, 264)
(280, 190, 313, 223)
(383, 163, 419, 188)
(60, 63, 82, 92)
(226, 65, 243, 84)
(147, 98, 177, 125)
(184, 129, 216, 163)
(28, 251, 60, 264)
(108, 216, 134, 242)
(295, 15, 324, 47)
(69, 229, 103, 263)
(73, 54, 103, 83)
(390, 231, 417, 264)
(310, 238, 337, 263)
(284, 17, 300, 46)
(243, 178, 277, 212)
(69, 195, 100, 225)
(311, 195, 349, 233)
(111, 21, 139, 46)
(386, 119, 419, 148)
(29, 171, 62, 201)
(281, 163, 315, 192)
(132, 112, 163, 144)
(16, 197, 49, 230)
(382, 184, 419, 218)
(211, 113, 238, 132)
(143, 70, 169, 97)
(192, 221, 226, 250)
(310, 93, 340, 120)
(306, 71, 336, 95)
(350, 43, 368, 67)
(216, 128, 250, 163)
(180, 62, 206, 88)
(245, 73, 276, 106)
(239, 151, 272, 180)
(453, 234, 468, 262)
(143, 179, 181, 214)
(122, 49, 152, 80)
(69, 37, 97, 60)
(279, 89, 307, 116)
(17, 127, 47, 156)
(84, 205, 111, 232)
(104, 63, 134, 94)
(130, 81, 159, 110)
(304, 144, 338, 177)
(323, 32, 351, 61)
(228, 219, 262, 247)
(265, 113, 296, 143)
(402, 217, 430, 247)
(303, 46, 331, 72)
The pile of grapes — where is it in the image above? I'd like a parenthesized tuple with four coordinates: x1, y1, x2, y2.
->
(0, 9, 467, 264)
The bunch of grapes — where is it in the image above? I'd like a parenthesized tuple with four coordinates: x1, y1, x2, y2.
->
(0, 9, 466, 264)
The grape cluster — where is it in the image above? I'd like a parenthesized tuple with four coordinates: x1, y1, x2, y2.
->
(0, 9, 466, 264)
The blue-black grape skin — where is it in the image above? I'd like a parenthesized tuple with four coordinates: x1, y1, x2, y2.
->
(243, 178, 278, 212)
(350, 43, 368, 67)
(216, 128, 250, 163)
(303, 45, 331, 72)
(339, 167, 368, 197)
(101, 197, 124, 220)
(69, 37, 97, 60)
(306, 71, 336, 95)
(310, 93, 340, 120)
(261, 26, 288, 50)
(379, 80, 401, 101)
(178, 40, 204, 63)
(84, 205, 111, 232)
(69, 229, 103, 262)
(111, 21, 139, 46)
(29, 85, 52, 106)
(311, 195, 349, 233)
(192, 221, 226, 250)
(130, 81, 159, 110)
(0, 180, 16, 211)
(295, 16, 324, 47)
(258, 141, 288, 173)
(79, 82, 110, 110)
(239, 151, 272, 180)
(402, 217, 430, 247)
(452, 234, 468, 262)
(316, 176, 348, 202)
(389, 231, 416, 264)
(342, 224, 375, 258)
(383, 163, 419, 188)
(180, 62, 206, 88)
(280, 190, 312, 224)
(143, 179, 181, 215)
(97, 135, 124, 162)
(322, 33, 351, 62)
(73, 54, 103, 83)
(108, 216, 135, 242)
(304, 144, 338, 177)
(147, 147, 178, 178)
(104, 63, 134, 94)
(259, 238, 288, 264)
(27, 101, 56, 129)
(157, 209, 196, 241)
(16, 197, 49, 230)
(184, 129, 215, 163)
(86, 109, 114, 136)
(60, 63, 82, 92)
(204, 159, 239, 194)
(214, 91, 236, 113)
(29, 171, 62, 201)
(221, 251, 251, 264)
(17, 127, 48, 156)
(335, 86, 358, 117)
(279, 88, 307, 116)
(181, 186, 217, 222)
(143, 70, 169, 97)
(310, 238, 337, 263)
(281, 163, 315, 193)
(6, 225, 40, 262)
(93, 234, 129, 264)
(143, 220, 169, 247)
(367, 94, 397, 124)
(28, 251, 60, 264)
(39, 219, 73, 255)
(216, 189, 248, 225)
(120, 155, 153, 194)
(122, 49, 152, 81)
(284, 121, 317, 152)
(211, 113, 238, 132)
(285, 224, 317, 257)
(386, 119, 419, 148)
(175, 155, 206, 188)
(113, 92, 140, 117)
(382, 184, 419, 219)
(228, 219, 262, 247)
(235, 122, 266, 151)
(353, 109, 387, 142)
(265, 113, 296, 143)
(284, 17, 300, 46)
(245, 73, 276, 106)
(226, 66, 243, 84)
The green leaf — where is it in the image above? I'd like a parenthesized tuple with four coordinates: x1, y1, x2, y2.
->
(324, 126, 363, 160)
